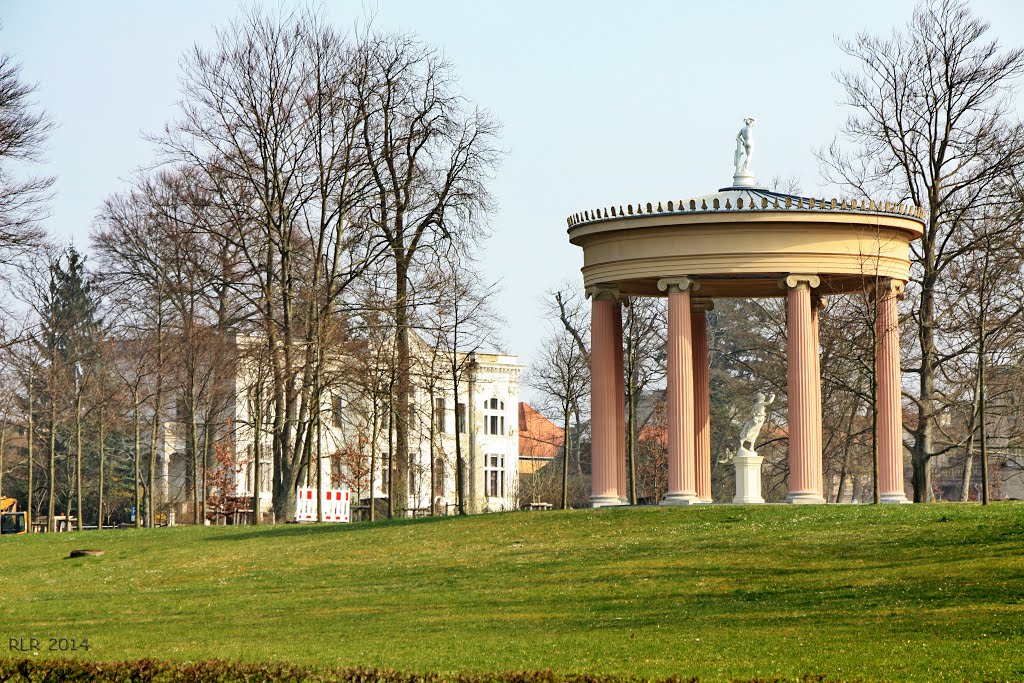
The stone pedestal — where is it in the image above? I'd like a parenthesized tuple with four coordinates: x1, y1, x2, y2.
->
(732, 170, 756, 188)
(732, 449, 765, 504)
(662, 492, 704, 506)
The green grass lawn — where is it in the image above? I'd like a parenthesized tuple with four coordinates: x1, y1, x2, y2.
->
(2, 504, 1023, 682)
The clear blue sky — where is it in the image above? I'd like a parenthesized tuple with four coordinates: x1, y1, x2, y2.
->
(4, 1, 1023, 390)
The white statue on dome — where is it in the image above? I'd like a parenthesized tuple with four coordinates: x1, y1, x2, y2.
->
(734, 117, 756, 176)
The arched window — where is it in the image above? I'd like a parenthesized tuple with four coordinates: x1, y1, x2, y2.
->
(483, 398, 505, 435)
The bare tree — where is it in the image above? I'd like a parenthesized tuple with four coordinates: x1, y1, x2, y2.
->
(529, 313, 588, 509)
(937, 204, 1024, 502)
(532, 285, 593, 506)
(0, 32, 52, 280)
(550, 287, 590, 480)
(153, 9, 378, 521)
(353, 32, 500, 514)
(824, 0, 1024, 500)
(622, 296, 666, 504)
(370, 237, 507, 516)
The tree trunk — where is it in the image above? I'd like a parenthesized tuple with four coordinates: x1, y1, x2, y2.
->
(979, 333, 989, 505)
(47, 373, 56, 532)
(149, 290, 163, 528)
(0, 418, 6, 504)
(870, 291, 880, 505)
(912, 281, 937, 503)
(394, 258, 410, 516)
(561, 406, 570, 509)
(315, 376, 323, 523)
(961, 438, 975, 502)
(253, 382, 262, 525)
(454, 373, 465, 516)
(835, 462, 847, 504)
(190, 410, 200, 525)
(428, 388, 435, 516)
(979, 238, 990, 506)
(468, 363, 477, 513)
(26, 366, 34, 532)
(627, 367, 638, 505)
(75, 392, 83, 531)
(97, 408, 105, 530)
(202, 421, 210, 524)
(369, 408, 378, 522)
(134, 389, 141, 529)
(388, 399, 394, 519)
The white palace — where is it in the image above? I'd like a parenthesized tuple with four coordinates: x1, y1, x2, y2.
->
(159, 336, 525, 520)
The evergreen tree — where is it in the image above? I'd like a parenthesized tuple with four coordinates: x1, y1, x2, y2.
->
(35, 246, 102, 529)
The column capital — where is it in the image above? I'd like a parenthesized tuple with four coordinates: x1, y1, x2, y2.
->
(657, 276, 700, 293)
(779, 273, 821, 290)
(870, 277, 906, 299)
(585, 284, 621, 301)
(691, 298, 715, 313)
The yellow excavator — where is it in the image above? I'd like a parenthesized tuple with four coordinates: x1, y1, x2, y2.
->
(1, 497, 27, 535)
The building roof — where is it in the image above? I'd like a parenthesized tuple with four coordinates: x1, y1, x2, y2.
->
(566, 186, 925, 230)
(518, 403, 565, 460)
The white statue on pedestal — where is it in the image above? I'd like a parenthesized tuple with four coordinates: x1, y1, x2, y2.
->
(738, 391, 774, 452)
(726, 390, 773, 504)
(732, 117, 757, 187)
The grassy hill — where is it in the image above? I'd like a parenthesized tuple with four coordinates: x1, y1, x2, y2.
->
(2, 504, 1023, 682)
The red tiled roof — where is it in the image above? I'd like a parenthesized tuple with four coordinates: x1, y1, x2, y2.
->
(518, 403, 565, 459)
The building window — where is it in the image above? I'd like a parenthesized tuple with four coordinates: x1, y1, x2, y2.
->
(246, 446, 273, 494)
(483, 398, 505, 435)
(434, 397, 446, 434)
(485, 453, 505, 498)
(260, 461, 272, 493)
(433, 457, 445, 497)
(332, 395, 344, 429)
(456, 403, 466, 434)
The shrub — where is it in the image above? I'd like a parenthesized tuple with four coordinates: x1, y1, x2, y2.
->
(0, 658, 860, 683)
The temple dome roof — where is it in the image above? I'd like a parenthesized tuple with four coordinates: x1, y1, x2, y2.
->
(566, 186, 925, 230)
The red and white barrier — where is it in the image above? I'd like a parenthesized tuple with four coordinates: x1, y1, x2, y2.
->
(295, 487, 351, 523)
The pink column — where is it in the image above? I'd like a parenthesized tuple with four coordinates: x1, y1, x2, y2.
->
(784, 275, 825, 504)
(811, 297, 825, 499)
(691, 301, 713, 502)
(659, 277, 701, 505)
(589, 289, 622, 507)
(613, 302, 627, 503)
(877, 279, 910, 503)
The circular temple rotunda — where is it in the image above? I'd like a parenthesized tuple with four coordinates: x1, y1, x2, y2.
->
(567, 137, 924, 506)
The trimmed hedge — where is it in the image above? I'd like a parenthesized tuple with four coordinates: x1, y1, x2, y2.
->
(0, 659, 855, 683)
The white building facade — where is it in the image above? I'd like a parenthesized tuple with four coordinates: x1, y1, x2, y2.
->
(160, 343, 524, 521)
